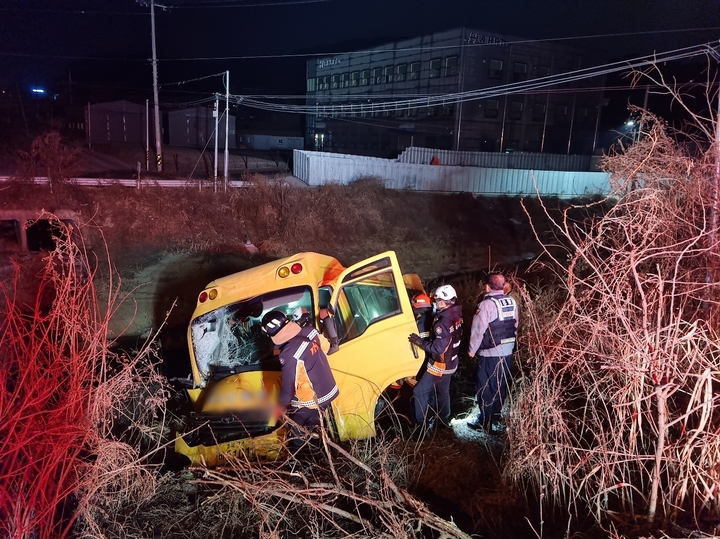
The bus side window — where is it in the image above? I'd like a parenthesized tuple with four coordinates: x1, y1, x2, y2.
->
(334, 270, 401, 344)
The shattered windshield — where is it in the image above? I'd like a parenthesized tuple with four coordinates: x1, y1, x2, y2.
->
(190, 286, 314, 382)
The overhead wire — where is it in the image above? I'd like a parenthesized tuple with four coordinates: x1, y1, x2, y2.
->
(233, 41, 718, 116)
(156, 28, 720, 62)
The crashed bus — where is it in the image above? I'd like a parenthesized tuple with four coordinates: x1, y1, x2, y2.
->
(175, 251, 426, 465)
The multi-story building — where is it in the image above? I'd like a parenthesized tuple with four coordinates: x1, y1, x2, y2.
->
(305, 28, 605, 157)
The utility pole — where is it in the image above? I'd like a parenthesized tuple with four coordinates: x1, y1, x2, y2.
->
(214, 94, 219, 192)
(145, 99, 150, 171)
(150, 0, 163, 171)
(224, 70, 230, 190)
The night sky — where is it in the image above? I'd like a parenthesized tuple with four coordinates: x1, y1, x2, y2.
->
(2, 0, 720, 105)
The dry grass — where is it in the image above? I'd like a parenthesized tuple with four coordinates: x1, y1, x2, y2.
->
(506, 113, 720, 534)
(0, 214, 171, 539)
(0, 172, 557, 281)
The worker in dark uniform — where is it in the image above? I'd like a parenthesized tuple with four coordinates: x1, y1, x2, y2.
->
(261, 310, 339, 455)
(467, 273, 518, 432)
(408, 285, 463, 433)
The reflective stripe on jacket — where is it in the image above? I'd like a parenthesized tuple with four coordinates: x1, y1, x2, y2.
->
(418, 305, 463, 377)
(278, 326, 339, 409)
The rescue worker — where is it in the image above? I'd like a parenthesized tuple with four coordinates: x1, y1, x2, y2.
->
(291, 306, 312, 328)
(408, 285, 463, 433)
(467, 273, 519, 432)
(261, 310, 339, 455)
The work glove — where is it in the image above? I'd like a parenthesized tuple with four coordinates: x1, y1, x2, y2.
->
(408, 333, 424, 347)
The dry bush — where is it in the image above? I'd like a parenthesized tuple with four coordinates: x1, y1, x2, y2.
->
(14, 131, 81, 188)
(0, 214, 170, 539)
(505, 113, 720, 533)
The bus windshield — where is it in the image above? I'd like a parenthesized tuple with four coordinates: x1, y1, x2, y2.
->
(190, 286, 314, 381)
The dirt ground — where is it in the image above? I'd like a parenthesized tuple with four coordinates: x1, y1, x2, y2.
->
(0, 177, 606, 538)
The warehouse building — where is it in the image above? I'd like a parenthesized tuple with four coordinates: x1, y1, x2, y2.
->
(305, 28, 605, 157)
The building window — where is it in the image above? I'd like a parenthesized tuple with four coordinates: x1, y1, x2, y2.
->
(442, 105, 455, 116)
(489, 59, 503, 79)
(307, 78, 316, 92)
(322, 76, 330, 89)
(576, 106, 589, 124)
(513, 62, 528, 81)
(383, 65, 394, 83)
(430, 58, 442, 78)
(350, 71, 359, 87)
(408, 107, 418, 117)
(409, 61, 421, 80)
(532, 102, 547, 122)
(509, 101, 524, 120)
(360, 69, 370, 86)
(315, 76, 323, 90)
(484, 99, 500, 118)
(394, 107, 405, 117)
(426, 106, 437, 116)
(537, 65, 551, 78)
(395, 63, 407, 82)
(331, 74, 339, 89)
(372, 67, 383, 85)
(555, 104, 569, 122)
(445, 56, 459, 76)
(341, 73, 350, 88)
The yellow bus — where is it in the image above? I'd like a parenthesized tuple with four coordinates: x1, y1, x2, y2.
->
(175, 251, 425, 465)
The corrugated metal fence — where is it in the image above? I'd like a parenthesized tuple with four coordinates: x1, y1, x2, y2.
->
(397, 147, 593, 171)
(293, 150, 610, 198)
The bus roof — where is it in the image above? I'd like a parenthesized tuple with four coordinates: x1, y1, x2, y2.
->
(204, 252, 345, 294)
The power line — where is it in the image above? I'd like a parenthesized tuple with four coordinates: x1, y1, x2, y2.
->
(157, 28, 720, 62)
(233, 42, 717, 115)
(168, 0, 333, 8)
(2, 28, 718, 64)
(0, 7, 146, 15)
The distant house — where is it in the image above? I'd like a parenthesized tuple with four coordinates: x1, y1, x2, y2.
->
(166, 106, 237, 149)
(85, 100, 146, 145)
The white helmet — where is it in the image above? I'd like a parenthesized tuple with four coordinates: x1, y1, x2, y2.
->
(434, 284, 457, 302)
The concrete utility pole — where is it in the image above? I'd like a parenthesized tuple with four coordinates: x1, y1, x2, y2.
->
(150, 0, 164, 171)
(224, 70, 230, 190)
(214, 94, 219, 191)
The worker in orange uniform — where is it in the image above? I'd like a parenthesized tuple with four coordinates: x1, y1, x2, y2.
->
(262, 310, 339, 455)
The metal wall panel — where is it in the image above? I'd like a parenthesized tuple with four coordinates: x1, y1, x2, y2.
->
(293, 149, 610, 198)
(396, 147, 592, 171)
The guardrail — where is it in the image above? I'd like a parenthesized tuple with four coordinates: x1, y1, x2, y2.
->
(0, 176, 250, 189)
